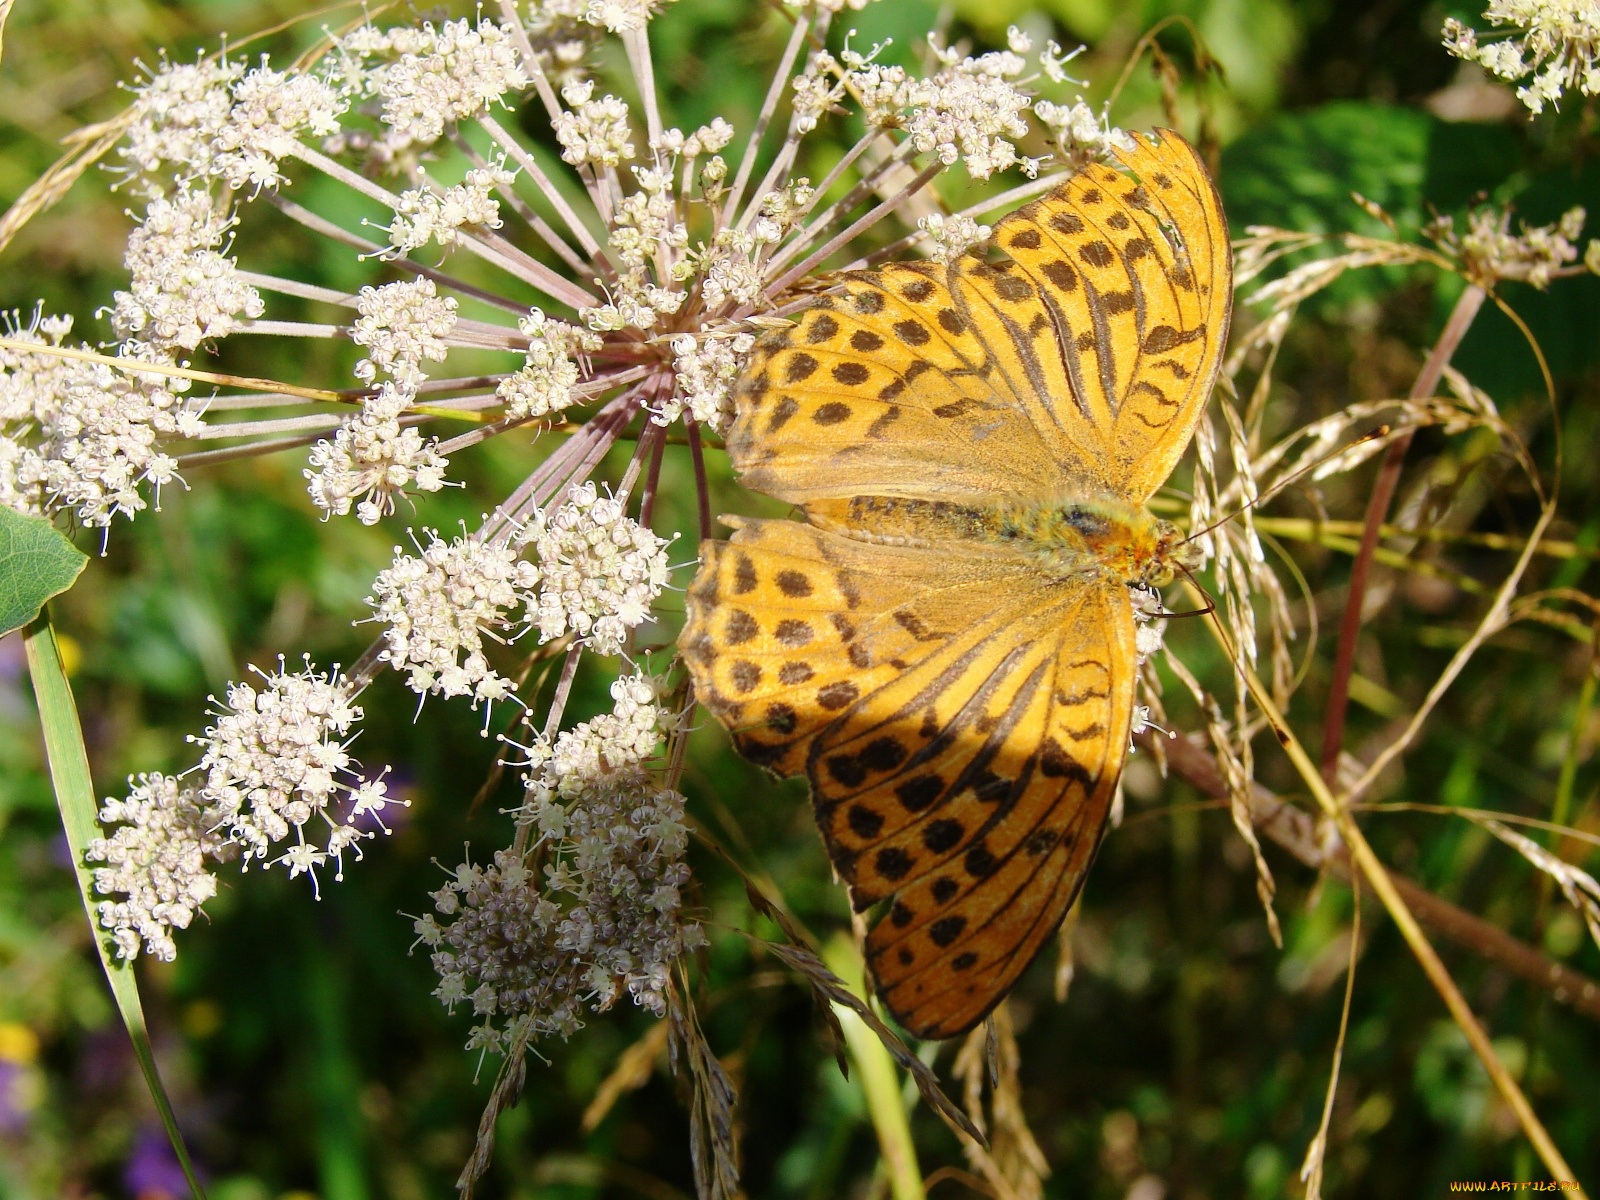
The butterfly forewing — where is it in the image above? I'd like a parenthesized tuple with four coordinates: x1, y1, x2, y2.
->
(991, 131, 1231, 500)
(725, 269, 1062, 506)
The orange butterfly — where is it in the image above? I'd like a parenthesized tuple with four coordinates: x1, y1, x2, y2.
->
(680, 130, 1232, 1039)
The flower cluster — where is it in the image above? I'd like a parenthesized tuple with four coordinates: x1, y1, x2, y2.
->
(522, 482, 673, 656)
(85, 774, 232, 962)
(109, 186, 263, 353)
(1034, 99, 1135, 171)
(87, 661, 402, 959)
(1429, 204, 1589, 288)
(367, 528, 539, 707)
(497, 310, 601, 421)
(663, 330, 756, 429)
(191, 660, 397, 885)
(122, 51, 343, 193)
(1444, 1, 1600, 113)
(328, 18, 529, 162)
(305, 382, 450, 524)
(0, 316, 204, 528)
(384, 161, 513, 254)
(419, 672, 699, 1049)
(526, 669, 674, 798)
(798, 39, 1037, 179)
(917, 212, 992, 264)
(350, 277, 459, 387)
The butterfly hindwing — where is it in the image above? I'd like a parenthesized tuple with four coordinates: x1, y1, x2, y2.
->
(682, 515, 1136, 1039)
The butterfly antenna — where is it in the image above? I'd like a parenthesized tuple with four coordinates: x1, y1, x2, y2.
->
(1181, 425, 1390, 545)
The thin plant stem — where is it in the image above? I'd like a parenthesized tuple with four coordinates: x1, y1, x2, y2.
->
(823, 934, 925, 1200)
(1155, 733, 1600, 1023)
(448, 127, 591, 275)
(0, 337, 347, 403)
(621, 26, 663, 147)
(1299, 879, 1360, 1200)
(1552, 647, 1598, 840)
(1343, 497, 1558, 803)
(236, 270, 355, 306)
(722, 11, 812, 226)
(638, 425, 668, 527)
(766, 162, 941, 297)
(1195, 593, 1586, 1192)
(1319, 283, 1487, 784)
(761, 144, 913, 279)
(23, 614, 208, 1200)
(480, 114, 604, 261)
(847, 171, 1071, 269)
(686, 415, 712, 540)
(266, 194, 531, 316)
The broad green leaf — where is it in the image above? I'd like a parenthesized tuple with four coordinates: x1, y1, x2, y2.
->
(22, 615, 207, 1200)
(0, 506, 87, 636)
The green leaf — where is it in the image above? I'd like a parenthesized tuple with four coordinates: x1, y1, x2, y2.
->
(0, 506, 87, 636)
(22, 613, 207, 1200)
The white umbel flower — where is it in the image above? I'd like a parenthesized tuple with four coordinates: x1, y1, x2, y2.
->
(1034, 99, 1136, 171)
(368, 528, 540, 705)
(1444, 2, 1600, 113)
(214, 62, 345, 191)
(191, 659, 399, 885)
(350, 276, 458, 387)
(661, 331, 755, 431)
(1, 323, 205, 528)
(554, 80, 637, 168)
(384, 161, 514, 254)
(120, 56, 244, 189)
(521, 481, 673, 655)
(496, 309, 600, 421)
(86, 774, 230, 962)
(109, 186, 264, 353)
(905, 47, 1035, 180)
(917, 212, 991, 264)
(305, 381, 450, 524)
(359, 19, 531, 150)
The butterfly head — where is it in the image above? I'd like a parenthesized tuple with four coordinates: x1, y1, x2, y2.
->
(1141, 518, 1205, 589)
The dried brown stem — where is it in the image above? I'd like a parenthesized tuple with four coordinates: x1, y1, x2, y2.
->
(1151, 731, 1600, 1023)
(1319, 284, 1487, 784)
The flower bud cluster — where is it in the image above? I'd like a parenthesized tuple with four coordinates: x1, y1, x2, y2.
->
(419, 673, 700, 1049)
(85, 774, 233, 962)
(555, 80, 636, 168)
(351, 277, 459, 388)
(305, 382, 450, 524)
(1429, 204, 1589, 289)
(368, 528, 539, 706)
(496, 310, 601, 420)
(1444, 4, 1600, 114)
(520, 481, 674, 656)
(0, 319, 205, 528)
(384, 162, 514, 255)
(110, 186, 264, 353)
(661, 330, 756, 430)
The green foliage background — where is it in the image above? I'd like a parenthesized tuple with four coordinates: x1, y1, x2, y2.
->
(1, 1, 1599, 1198)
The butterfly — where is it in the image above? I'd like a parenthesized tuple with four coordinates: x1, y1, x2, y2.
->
(679, 129, 1231, 1039)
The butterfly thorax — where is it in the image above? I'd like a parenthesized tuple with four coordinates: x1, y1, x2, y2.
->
(805, 494, 1200, 589)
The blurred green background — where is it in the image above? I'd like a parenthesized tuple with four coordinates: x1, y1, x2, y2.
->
(3, 1, 1600, 1197)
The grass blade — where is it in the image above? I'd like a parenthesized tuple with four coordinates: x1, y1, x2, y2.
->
(22, 611, 208, 1200)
